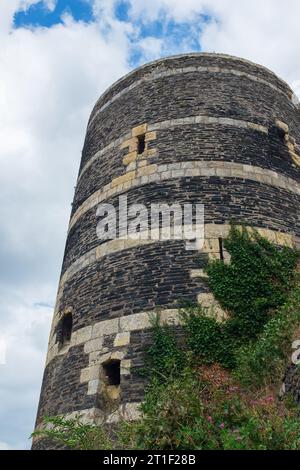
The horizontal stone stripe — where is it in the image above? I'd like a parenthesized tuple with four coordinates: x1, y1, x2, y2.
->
(48, 225, 296, 354)
(46, 308, 181, 366)
(66, 403, 141, 425)
(61, 225, 295, 293)
(88, 66, 296, 130)
(147, 115, 268, 133)
(53, 230, 200, 328)
(35, 403, 141, 430)
(70, 161, 300, 232)
(46, 214, 296, 367)
(90, 53, 296, 112)
(78, 115, 268, 182)
(63, 179, 300, 276)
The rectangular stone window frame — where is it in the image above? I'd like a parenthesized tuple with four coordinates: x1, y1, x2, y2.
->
(102, 359, 121, 386)
(102, 359, 121, 401)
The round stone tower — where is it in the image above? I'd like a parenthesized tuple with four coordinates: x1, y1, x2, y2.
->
(35, 53, 300, 438)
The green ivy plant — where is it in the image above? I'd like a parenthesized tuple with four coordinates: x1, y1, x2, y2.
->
(142, 314, 187, 381)
(181, 306, 235, 369)
(205, 225, 299, 341)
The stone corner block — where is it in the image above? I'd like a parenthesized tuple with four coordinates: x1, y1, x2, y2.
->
(92, 318, 120, 339)
(74, 325, 92, 345)
(132, 123, 148, 137)
(106, 407, 122, 424)
(80, 365, 100, 384)
(145, 131, 157, 142)
(111, 350, 125, 361)
(190, 269, 209, 279)
(275, 119, 289, 134)
(123, 151, 137, 166)
(197, 293, 228, 321)
(87, 379, 100, 396)
(120, 359, 131, 375)
(159, 309, 181, 326)
(119, 312, 151, 332)
(84, 337, 104, 354)
(113, 332, 130, 347)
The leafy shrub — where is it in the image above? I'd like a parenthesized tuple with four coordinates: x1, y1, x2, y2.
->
(120, 365, 300, 450)
(181, 307, 235, 369)
(35, 367, 300, 451)
(235, 277, 300, 387)
(32, 415, 113, 450)
(120, 370, 208, 450)
(205, 225, 299, 340)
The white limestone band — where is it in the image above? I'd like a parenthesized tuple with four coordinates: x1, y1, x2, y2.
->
(70, 160, 300, 232)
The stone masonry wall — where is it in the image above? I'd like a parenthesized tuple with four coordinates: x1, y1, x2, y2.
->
(34, 54, 300, 442)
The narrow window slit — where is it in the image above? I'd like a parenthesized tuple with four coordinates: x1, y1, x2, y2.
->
(59, 313, 72, 346)
(137, 134, 145, 154)
(218, 237, 224, 261)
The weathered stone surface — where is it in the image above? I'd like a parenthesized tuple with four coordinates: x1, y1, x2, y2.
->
(87, 379, 100, 395)
(123, 402, 141, 421)
(114, 332, 130, 347)
(34, 54, 300, 448)
(84, 337, 104, 354)
(119, 312, 152, 332)
(75, 325, 92, 345)
(63, 178, 300, 275)
(92, 318, 119, 338)
(111, 170, 135, 187)
(120, 359, 131, 375)
(80, 365, 100, 383)
(122, 151, 137, 166)
(283, 365, 300, 405)
(132, 123, 148, 137)
(197, 293, 228, 320)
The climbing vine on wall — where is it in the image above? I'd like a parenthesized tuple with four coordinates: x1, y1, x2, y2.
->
(205, 224, 299, 341)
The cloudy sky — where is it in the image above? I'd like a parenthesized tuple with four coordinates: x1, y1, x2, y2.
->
(0, 0, 300, 450)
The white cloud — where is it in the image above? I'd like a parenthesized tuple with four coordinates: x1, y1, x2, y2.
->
(0, 286, 53, 448)
(0, 2, 131, 449)
(199, 0, 300, 87)
(126, 0, 300, 93)
(0, 441, 12, 450)
(126, 0, 207, 22)
(135, 36, 163, 62)
(45, 0, 57, 11)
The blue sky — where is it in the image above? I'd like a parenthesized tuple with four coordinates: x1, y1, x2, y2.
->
(13, 0, 205, 67)
(14, 0, 96, 27)
(14, 0, 206, 39)
(0, 0, 300, 451)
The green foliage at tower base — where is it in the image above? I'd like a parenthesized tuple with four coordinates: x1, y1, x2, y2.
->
(33, 225, 300, 450)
